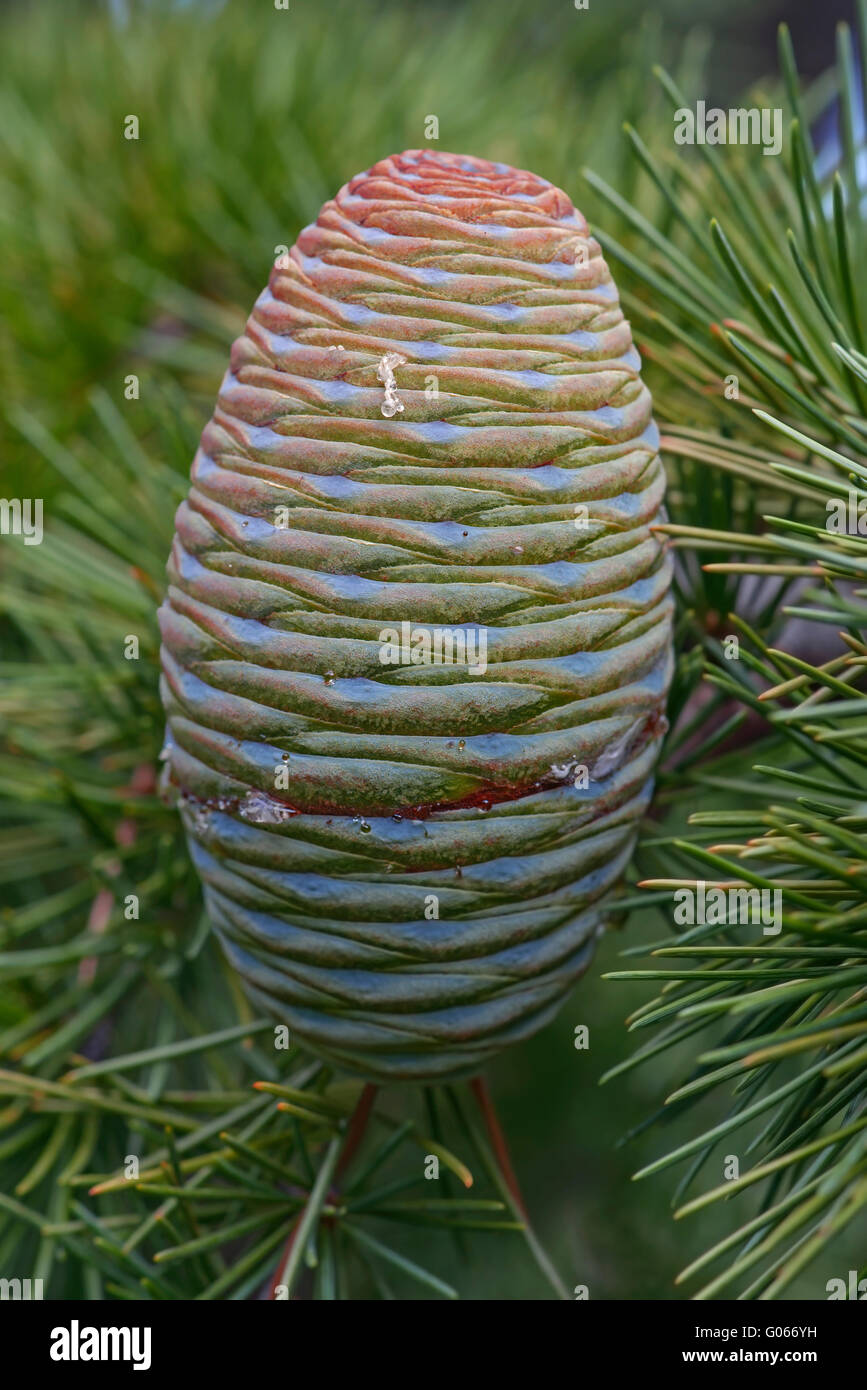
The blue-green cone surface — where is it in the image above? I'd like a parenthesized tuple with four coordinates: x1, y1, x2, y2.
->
(159, 150, 674, 1081)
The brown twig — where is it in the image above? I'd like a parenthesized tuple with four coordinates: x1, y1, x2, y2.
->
(334, 1082, 378, 1185)
(469, 1075, 527, 1219)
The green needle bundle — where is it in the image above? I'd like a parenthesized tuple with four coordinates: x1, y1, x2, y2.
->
(159, 150, 673, 1081)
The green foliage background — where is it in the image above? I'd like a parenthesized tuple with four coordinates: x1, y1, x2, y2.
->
(1, 0, 865, 1299)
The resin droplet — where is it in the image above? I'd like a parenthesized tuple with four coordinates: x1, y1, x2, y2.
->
(238, 790, 298, 825)
(377, 352, 407, 418)
(182, 797, 212, 838)
(589, 719, 643, 780)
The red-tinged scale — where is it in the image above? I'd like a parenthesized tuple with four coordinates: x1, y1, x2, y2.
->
(159, 149, 673, 1081)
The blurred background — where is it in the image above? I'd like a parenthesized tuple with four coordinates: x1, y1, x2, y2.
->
(0, 0, 862, 1299)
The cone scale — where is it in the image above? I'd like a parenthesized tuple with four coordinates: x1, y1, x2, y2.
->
(159, 150, 673, 1082)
